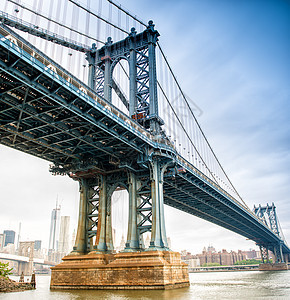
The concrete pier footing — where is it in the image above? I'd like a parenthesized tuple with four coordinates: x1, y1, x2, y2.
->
(259, 263, 288, 271)
(50, 250, 190, 290)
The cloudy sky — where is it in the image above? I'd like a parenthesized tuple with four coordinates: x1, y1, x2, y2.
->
(0, 0, 289, 254)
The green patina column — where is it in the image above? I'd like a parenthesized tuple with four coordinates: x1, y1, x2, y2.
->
(95, 175, 108, 252)
(124, 171, 139, 251)
(71, 178, 89, 254)
(148, 159, 169, 250)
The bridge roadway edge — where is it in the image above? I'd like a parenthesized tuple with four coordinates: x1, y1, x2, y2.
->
(50, 251, 190, 290)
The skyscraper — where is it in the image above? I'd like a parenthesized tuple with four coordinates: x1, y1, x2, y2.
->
(58, 216, 70, 254)
(34, 240, 42, 251)
(0, 233, 5, 250)
(3, 230, 15, 247)
(48, 205, 61, 251)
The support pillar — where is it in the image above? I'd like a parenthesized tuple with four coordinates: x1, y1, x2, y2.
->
(273, 243, 285, 263)
(95, 175, 108, 252)
(71, 178, 89, 255)
(125, 171, 139, 251)
(86, 43, 97, 89)
(149, 159, 169, 250)
(147, 21, 161, 135)
(104, 37, 113, 103)
(129, 28, 137, 117)
(259, 245, 269, 263)
(105, 191, 114, 252)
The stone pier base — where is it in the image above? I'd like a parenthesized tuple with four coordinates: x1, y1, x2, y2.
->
(259, 263, 288, 271)
(50, 250, 190, 290)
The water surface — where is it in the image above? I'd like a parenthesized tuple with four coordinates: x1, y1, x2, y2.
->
(0, 271, 289, 299)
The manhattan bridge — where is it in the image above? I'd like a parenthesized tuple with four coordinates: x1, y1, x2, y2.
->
(0, 0, 289, 283)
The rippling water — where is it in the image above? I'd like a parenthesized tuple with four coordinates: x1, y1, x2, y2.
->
(1, 271, 290, 299)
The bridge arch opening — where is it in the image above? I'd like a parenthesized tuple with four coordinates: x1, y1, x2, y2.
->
(111, 58, 130, 116)
(111, 187, 129, 252)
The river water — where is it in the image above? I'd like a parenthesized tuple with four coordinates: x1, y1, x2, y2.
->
(1, 271, 290, 299)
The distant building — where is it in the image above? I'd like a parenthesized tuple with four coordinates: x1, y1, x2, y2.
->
(34, 240, 42, 251)
(2, 243, 15, 254)
(3, 230, 15, 247)
(197, 246, 245, 266)
(0, 233, 5, 250)
(48, 205, 61, 251)
(116, 234, 126, 252)
(181, 251, 201, 268)
(207, 245, 216, 253)
(167, 237, 172, 249)
(242, 249, 260, 259)
(112, 228, 116, 248)
(144, 234, 150, 249)
(71, 229, 76, 250)
(58, 216, 70, 255)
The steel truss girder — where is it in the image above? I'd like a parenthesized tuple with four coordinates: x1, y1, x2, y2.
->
(164, 179, 262, 241)
(0, 93, 116, 158)
(0, 55, 147, 163)
(175, 172, 282, 244)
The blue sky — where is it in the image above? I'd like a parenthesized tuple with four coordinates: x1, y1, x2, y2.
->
(0, 0, 289, 254)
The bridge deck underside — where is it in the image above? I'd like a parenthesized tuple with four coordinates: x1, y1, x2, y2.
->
(164, 171, 289, 253)
(0, 38, 147, 170)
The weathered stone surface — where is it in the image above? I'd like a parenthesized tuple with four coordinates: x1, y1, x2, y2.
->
(259, 263, 288, 271)
(0, 277, 35, 293)
(50, 251, 190, 290)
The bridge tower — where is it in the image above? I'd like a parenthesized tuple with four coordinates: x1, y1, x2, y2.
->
(254, 203, 288, 270)
(50, 21, 189, 289)
(18, 241, 35, 275)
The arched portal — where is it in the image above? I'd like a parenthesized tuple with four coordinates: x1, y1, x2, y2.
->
(111, 189, 129, 252)
(107, 181, 129, 252)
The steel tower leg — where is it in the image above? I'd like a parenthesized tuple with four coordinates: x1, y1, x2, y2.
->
(148, 159, 169, 250)
(147, 21, 161, 135)
(125, 171, 139, 251)
(129, 28, 137, 117)
(95, 175, 108, 252)
(105, 191, 114, 252)
(71, 178, 88, 254)
(279, 243, 284, 263)
(104, 37, 113, 103)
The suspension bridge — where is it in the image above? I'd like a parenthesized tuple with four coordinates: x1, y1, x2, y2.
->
(0, 0, 289, 289)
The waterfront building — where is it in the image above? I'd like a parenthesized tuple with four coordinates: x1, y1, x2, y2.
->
(182, 247, 247, 266)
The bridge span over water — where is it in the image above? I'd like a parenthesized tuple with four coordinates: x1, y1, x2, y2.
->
(0, 0, 289, 289)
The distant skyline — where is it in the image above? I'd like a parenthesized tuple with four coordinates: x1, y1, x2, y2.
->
(0, 0, 289, 254)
